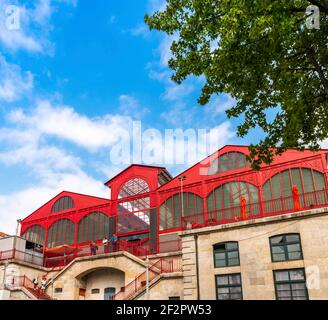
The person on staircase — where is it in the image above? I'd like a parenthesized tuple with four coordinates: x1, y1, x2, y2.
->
(40, 277, 47, 294)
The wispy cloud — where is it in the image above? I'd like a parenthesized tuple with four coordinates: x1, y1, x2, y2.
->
(0, 54, 33, 102)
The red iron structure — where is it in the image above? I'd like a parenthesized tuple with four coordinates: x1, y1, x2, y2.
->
(16, 145, 328, 267)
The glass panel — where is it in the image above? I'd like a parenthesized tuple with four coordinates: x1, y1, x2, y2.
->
(237, 153, 246, 169)
(281, 170, 292, 196)
(228, 258, 239, 266)
(262, 181, 271, 201)
(313, 171, 325, 191)
(271, 236, 284, 244)
(302, 169, 314, 193)
(271, 174, 281, 199)
(208, 158, 219, 175)
(220, 153, 228, 172)
(275, 271, 289, 282)
(217, 276, 229, 286)
(291, 168, 303, 194)
(289, 270, 305, 281)
(229, 274, 241, 285)
(215, 259, 227, 267)
(226, 242, 238, 250)
(272, 245, 285, 255)
(273, 253, 286, 262)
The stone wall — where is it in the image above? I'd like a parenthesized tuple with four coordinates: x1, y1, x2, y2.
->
(180, 207, 328, 300)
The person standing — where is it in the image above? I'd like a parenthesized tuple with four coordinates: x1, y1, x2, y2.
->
(102, 237, 109, 253)
(33, 277, 38, 290)
(111, 233, 118, 252)
(90, 241, 98, 255)
(40, 277, 47, 294)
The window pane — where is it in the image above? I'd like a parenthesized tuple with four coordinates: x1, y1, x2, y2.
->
(229, 274, 241, 285)
(271, 236, 284, 244)
(220, 154, 228, 172)
(226, 242, 238, 250)
(217, 276, 229, 286)
(286, 234, 299, 242)
(313, 171, 325, 190)
(275, 271, 289, 282)
(272, 245, 285, 255)
(289, 270, 305, 281)
(271, 174, 281, 199)
(291, 168, 303, 194)
(281, 170, 292, 196)
(273, 253, 287, 262)
(302, 168, 314, 193)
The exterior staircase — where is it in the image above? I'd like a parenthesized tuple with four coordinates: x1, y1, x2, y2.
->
(112, 256, 182, 300)
(12, 276, 52, 300)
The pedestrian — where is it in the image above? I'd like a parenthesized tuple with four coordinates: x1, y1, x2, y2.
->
(40, 277, 47, 294)
(102, 237, 109, 253)
(33, 277, 38, 290)
(90, 241, 98, 255)
(110, 233, 118, 252)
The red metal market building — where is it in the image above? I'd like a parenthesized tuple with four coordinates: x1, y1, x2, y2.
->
(18, 145, 328, 267)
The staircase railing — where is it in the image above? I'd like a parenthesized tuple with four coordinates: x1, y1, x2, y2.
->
(112, 256, 182, 300)
(11, 276, 52, 300)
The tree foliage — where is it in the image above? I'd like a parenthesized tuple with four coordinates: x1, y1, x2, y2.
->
(145, 0, 328, 169)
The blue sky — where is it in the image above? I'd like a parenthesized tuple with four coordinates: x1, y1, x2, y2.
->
(0, 0, 264, 233)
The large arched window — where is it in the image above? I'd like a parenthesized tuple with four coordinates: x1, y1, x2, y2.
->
(159, 192, 204, 230)
(263, 168, 326, 213)
(118, 178, 150, 198)
(78, 212, 110, 243)
(208, 152, 249, 175)
(51, 196, 74, 213)
(117, 178, 151, 235)
(207, 182, 260, 219)
(46, 219, 75, 248)
(22, 225, 45, 246)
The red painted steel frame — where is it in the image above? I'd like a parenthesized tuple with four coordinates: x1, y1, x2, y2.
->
(19, 146, 328, 256)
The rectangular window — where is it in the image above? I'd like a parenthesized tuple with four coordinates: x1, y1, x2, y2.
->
(216, 273, 243, 300)
(214, 242, 240, 268)
(270, 234, 303, 262)
(91, 288, 100, 294)
(274, 269, 308, 300)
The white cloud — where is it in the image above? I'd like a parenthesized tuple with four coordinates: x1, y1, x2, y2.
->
(0, 54, 34, 102)
(8, 100, 133, 151)
(147, 0, 167, 14)
(205, 94, 237, 116)
(130, 23, 150, 38)
(119, 94, 150, 119)
(0, 0, 76, 53)
(162, 83, 194, 101)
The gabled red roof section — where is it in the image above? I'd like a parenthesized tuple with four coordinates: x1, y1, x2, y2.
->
(104, 164, 172, 200)
(22, 191, 109, 224)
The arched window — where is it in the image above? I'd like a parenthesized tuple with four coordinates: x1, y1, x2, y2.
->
(208, 152, 249, 175)
(46, 219, 75, 248)
(22, 225, 45, 246)
(118, 178, 150, 198)
(263, 168, 326, 213)
(206, 181, 260, 219)
(78, 212, 110, 243)
(159, 192, 204, 230)
(51, 196, 74, 213)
